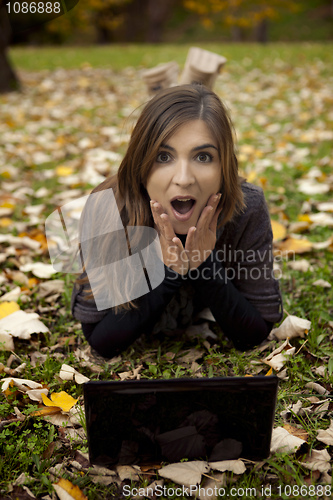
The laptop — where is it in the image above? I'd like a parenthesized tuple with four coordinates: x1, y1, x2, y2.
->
(83, 376, 278, 466)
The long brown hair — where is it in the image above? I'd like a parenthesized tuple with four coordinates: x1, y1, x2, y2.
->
(77, 84, 245, 312)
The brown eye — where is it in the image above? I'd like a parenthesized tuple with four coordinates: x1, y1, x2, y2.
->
(156, 152, 172, 163)
(197, 153, 213, 163)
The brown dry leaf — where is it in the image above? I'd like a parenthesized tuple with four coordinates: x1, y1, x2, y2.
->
(263, 339, 295, 371)
(59, 364, 90, 384)
(132, 480, 165, 500)
(197, 473, 226, 500)
(116, 465, 140, 481)
(316, 419, 333, 445)
(298, 449, 331, 473)
(1, 377, 43, 393)
(158, 461, 209, 488)
(270, 426, 306, 454)
(209, 459, 246, 474)
(53, 478, 88, 500)
(283, 424, 309, 441)
(271, 315, 311, 340)
(0, 331, 15, 351)
(305, 382, 329, 395)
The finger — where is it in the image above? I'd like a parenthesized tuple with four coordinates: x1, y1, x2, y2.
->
(209, 203, 223, 232)
(160, 213, 177, 241)
(196, 193, 221, 231)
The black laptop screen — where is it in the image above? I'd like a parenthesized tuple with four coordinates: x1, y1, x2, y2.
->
(84, 376, 278, 466)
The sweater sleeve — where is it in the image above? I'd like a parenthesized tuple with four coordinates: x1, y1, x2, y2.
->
(74, 266, 185, 358)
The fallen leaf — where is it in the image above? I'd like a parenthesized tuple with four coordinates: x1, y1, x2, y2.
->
(270, 426, 306, 454)
(0, 286, 23, 302)
(158, 461, 209, 488)
(271, 220, 287, 241)
(0, 331, 15, 351)
(132, 480, 164, 500)
(283, 424, 309, 441)
(271, 315, 311, 340)
(59, 364, 90, 384)
(0, 301, 20, 319)
(116, 465, 140, 481)
(287, 259, 313, 272)
(1, 377, 43, 393)
(312, 279, 331, 288)
(0, 310, 50, 339)
(209, 459, 246, 474)
(316, 419, 333, 445)
(20, 262, 57, 279)
(305, 382, 329, 395)
(42, 391, 78, 412)
(53, 478, 88, 500)
(298, 449, 331, 473)
(274, 236, 313, 256)
(263, 339, 296, 371)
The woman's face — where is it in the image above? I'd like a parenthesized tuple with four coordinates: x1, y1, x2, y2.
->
(146, 119, 222, 234)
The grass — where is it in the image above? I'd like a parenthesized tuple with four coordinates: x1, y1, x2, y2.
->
(8, 42, 333, 72)
(1, 44, 333, 498)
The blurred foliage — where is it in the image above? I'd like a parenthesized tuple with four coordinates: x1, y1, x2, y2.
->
(8, 0, 333, 44)
(183, 0, 302, 40)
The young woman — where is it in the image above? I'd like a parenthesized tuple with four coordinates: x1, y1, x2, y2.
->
(71, 84, 283, 358)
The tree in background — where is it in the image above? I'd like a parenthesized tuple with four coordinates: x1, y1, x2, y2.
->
(36, 0, 175, 44)
(0, 2, 20, 93)
(183, 0, 302, 42)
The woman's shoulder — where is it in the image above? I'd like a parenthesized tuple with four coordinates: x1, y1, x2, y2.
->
(240, 181, 266, 212)
(217, 181, 269, 243)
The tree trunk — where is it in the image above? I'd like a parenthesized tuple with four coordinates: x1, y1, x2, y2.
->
(146, 0, 175, 43)
(231, 25, 243, 42)
(124, 0, 149, 42)
(0, 4, 20, 93)
(255, 18, 268, 43)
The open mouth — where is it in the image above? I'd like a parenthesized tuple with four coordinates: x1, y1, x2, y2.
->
(171, 198, 196, 215)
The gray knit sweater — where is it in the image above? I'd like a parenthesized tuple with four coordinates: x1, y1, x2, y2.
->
(71, 182, 283, 329)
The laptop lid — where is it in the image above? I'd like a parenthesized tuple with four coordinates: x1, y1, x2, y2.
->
(84, 376, 278, 466)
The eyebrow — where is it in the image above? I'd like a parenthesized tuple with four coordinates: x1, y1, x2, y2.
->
(160, 143, 218, 152)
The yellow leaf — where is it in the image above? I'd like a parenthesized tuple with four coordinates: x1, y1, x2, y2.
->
(0, 301, 20, 319)
(271, 220, 287, 241)
(0, 218, 13, 227)
(265, 367, 273, 376)
(297, 214, 312, 223)
(42, 391, 78, 412)
(274, 236, 313, 255)
(56, 166, 74, 176)
(0, 201, 15, 209)
(246, 171, 257, 183)
(54, 478, 88, 500)
(31, 406, 61, 417)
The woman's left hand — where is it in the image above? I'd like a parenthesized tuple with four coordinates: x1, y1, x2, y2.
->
(185, 193, 222, 269)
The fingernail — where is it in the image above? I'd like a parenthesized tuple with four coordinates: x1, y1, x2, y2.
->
(213, 195, 219, 202)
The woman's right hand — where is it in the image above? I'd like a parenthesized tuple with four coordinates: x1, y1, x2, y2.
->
(150, 200, 189, 276)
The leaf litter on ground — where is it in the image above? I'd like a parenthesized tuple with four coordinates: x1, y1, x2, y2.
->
(0, 49, 333, 498)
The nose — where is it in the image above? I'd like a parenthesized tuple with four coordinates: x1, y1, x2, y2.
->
(172, 158, 195, 187)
